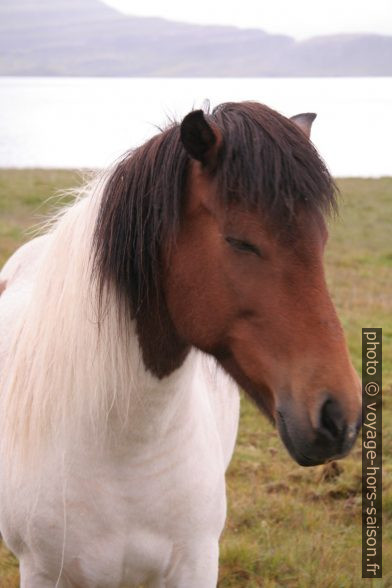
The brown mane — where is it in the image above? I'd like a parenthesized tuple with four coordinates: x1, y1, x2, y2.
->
(93, 101, 336, 317)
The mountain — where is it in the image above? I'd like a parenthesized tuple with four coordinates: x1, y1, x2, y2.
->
(0, 0, 391, 76)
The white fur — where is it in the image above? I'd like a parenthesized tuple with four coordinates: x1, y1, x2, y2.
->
(0, 176, 240, 587)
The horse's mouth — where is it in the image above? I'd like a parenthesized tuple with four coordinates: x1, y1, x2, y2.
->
(276, 410, 319, 466)
(276, 409, 359, 467)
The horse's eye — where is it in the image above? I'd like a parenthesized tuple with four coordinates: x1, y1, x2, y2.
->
(225, 236, 261, 257)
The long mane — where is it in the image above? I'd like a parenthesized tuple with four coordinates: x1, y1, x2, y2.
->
(0, 178, 143, 470)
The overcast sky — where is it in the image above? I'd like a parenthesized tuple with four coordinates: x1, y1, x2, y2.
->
(103, 0, 392, 39)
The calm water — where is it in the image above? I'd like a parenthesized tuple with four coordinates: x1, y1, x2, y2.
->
(0, 77, 391, 176)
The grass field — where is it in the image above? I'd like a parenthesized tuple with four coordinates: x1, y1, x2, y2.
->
(0, 171, 391, 587)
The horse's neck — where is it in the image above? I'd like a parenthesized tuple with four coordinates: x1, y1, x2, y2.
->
(123, 350, 205, 444)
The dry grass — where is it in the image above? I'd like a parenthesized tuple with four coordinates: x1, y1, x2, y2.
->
(0, 172, 391, 586)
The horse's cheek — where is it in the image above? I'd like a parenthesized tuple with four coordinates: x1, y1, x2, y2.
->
(164, 253, 232, 352)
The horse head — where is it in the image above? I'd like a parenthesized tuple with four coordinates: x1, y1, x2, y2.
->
(94, 101, 361, 467)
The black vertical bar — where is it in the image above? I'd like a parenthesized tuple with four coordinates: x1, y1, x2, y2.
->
(362, 328, 382, 578)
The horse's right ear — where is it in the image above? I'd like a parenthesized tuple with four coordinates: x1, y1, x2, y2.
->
(180, 110, 222, 170)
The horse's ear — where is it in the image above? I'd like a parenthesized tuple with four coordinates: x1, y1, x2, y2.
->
(180, 110, 221, 169)
(290, 113, 317, 139)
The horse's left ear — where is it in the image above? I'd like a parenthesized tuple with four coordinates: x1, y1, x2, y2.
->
(290, 113, 317, 139)
(180, 110, 222, 169)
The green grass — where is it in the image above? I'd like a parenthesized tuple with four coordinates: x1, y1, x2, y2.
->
(0, 172, 391, 587)
(0, 169, 85, 267)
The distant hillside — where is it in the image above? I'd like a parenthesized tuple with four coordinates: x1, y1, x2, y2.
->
(1, 0, 391, 76)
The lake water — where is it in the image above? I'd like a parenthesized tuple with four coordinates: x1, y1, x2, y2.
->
(0, 77, 391, 176)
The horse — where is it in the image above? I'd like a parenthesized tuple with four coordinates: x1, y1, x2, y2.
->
(0, 101, 361, 587)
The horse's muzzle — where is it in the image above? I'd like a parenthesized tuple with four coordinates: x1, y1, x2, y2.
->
(276, 397, 362, 467)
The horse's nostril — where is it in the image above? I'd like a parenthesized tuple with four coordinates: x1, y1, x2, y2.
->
(319, 397, 346, 441)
